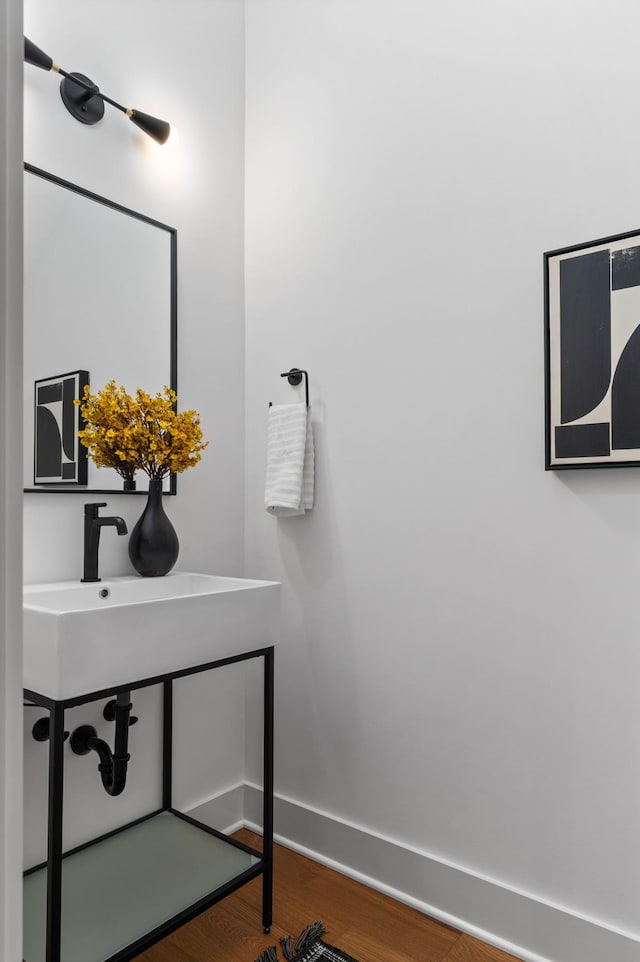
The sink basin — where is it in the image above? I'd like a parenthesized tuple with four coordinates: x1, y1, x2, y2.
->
(23, 572, 281, 701)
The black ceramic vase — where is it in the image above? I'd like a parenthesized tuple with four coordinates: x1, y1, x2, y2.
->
(128, 479, 179, 577)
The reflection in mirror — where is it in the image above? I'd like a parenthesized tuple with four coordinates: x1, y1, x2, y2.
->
(23, 164, 177, 494)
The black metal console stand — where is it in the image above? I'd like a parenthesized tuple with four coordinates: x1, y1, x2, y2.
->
(24, 646, 275, 962)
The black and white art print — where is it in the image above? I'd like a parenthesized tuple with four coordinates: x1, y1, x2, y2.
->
(34, 370, 89, 485)
(545, 230, 640, 469)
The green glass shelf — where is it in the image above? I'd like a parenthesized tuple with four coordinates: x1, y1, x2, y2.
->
(23, 811, 259, 962)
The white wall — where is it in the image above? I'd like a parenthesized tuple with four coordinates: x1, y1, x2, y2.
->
(1, 2, 23, 957)
(23, 0, 248, 865)
(244, 1, 640, 958)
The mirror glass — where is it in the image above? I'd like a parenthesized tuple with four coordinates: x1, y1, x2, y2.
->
(23, 164, 177, 494)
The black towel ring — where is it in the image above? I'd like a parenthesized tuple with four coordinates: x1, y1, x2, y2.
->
(269, 368, 310, 408)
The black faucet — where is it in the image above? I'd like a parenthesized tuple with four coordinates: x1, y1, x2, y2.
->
(82, 502, 128, 583)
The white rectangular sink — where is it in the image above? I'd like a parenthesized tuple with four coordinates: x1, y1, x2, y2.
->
(23, 572, 281, 701)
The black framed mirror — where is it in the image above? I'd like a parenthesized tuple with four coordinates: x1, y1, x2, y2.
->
(23, 163, 177, 494)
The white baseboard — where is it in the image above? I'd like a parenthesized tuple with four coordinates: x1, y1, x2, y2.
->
(187, 783, 640, 962)
(186, 782, 246, 836)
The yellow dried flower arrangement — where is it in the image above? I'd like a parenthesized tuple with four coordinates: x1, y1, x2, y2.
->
(75, 381, 208, 483)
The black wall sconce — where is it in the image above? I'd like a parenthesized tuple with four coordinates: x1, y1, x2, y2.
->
(24, 37, 171, 146)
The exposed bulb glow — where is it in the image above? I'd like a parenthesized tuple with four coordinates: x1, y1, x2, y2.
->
(163, 124, 180, 148)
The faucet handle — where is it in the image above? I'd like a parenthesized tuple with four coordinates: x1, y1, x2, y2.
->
(84, 502, 108, 517)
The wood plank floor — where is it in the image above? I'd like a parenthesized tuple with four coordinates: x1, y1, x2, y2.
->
(135, 830, 524, 962)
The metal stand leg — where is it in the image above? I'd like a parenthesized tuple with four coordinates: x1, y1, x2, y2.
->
(46, 702, 65, 962)
(262, 648, 274, 933)
(162, 680, 173, 810)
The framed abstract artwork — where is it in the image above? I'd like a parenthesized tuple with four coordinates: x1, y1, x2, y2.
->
(545, 229, 640, 469)
(34, 370, 89, 485)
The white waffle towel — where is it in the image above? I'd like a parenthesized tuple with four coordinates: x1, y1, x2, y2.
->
(265, 403, 315, 516)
